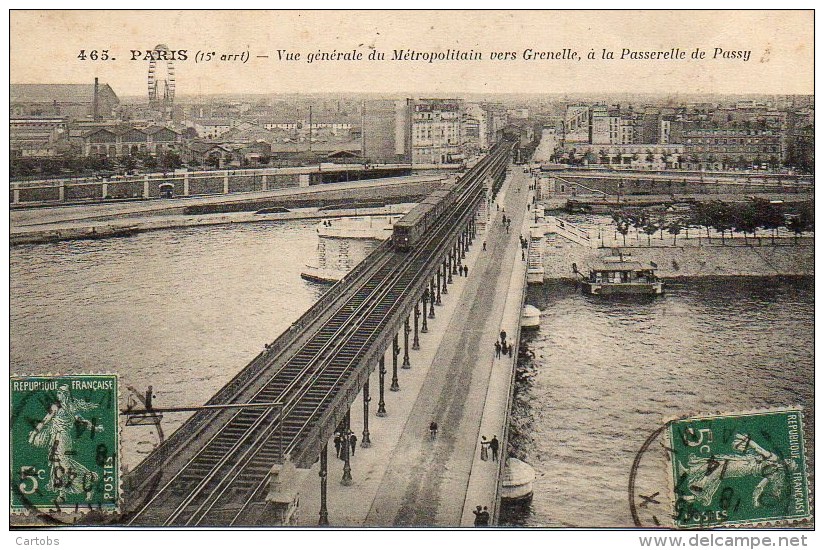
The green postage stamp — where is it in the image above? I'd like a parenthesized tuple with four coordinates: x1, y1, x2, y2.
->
(667, 408, 810, 527)
(10, 375, 120, 514)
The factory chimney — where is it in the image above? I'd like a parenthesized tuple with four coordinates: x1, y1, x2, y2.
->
(93, 77, 100, 121)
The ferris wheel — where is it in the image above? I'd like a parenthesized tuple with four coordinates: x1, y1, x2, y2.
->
(147, 44, 175, 116)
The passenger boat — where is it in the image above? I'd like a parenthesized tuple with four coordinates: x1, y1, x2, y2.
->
(575, 256, 664, 296)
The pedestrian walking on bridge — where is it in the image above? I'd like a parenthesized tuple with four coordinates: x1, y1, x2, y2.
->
(489, 436, 500, 462)
(349, 431, 358, 456)
(494, 341, 501, 358)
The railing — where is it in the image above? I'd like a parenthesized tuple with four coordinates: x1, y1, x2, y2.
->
(546, 216, 592, 247)
(492, 204, 530, 525)
(126, 239, 393, 487)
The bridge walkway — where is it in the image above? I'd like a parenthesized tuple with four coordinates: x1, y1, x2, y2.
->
(294, 164, 531, 526)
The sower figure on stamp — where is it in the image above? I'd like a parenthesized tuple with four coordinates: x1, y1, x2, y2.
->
(28, 385, 104, 502)
(678, 433, 798, 507)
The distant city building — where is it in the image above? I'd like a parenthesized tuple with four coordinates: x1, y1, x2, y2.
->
(682, 129, 782, 170)
(407, 98, 464, 165)
(9, 117, 69, 158)
(362, 99, 410, 163)
(193, 118, 234, 139)
(81, 124, 182, 157)
(563, 105, 590, 143)
(10, 80, 119, 121)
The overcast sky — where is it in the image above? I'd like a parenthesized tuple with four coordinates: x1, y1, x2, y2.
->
(10, 10, 814, 98)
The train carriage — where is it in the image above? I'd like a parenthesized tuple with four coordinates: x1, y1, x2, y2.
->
(392, 141, 512, 252)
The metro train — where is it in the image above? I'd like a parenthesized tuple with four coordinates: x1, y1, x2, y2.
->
(392, 179, 461, 252)
(392, 141, 513, 252)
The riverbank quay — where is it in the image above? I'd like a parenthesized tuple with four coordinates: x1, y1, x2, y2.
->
(541, 238, 814, 279)
(9, 173, 447, 245)
(9, 204, 416, 246)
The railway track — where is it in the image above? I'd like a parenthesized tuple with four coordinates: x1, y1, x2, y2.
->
(126, 142, 513, 526)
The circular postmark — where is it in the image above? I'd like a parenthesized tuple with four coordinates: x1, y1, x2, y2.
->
(629, 409, 812, 529)
(629, 423, 673, 528)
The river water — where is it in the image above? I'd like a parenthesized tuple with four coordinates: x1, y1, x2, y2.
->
(10, 220, 325, 470)
(10, 223, 815, 526)
(503, 277, 815, 527)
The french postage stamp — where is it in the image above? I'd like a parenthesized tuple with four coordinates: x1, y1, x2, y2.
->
(10, 375, 120, 514)
(667, 408, 810, 528)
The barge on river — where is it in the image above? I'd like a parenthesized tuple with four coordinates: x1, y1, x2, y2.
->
(576, 256, 664, 296)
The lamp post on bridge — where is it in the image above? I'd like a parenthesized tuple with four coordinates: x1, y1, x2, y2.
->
(341, 408, 353, 486)
(390, 334, 400, 392)
(376, 356, 387, 417)
(413, 305, 421, 349)
(402, 317, 411, 369)
(319, 443, 329, 525)
(361, 375, 371, 447)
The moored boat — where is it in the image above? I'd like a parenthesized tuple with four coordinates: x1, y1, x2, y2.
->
(575, 256, 664, 296)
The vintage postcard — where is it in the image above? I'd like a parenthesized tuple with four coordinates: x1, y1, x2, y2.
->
(7, 8, 814, 541)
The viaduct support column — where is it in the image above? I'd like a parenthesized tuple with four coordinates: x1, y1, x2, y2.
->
(435, 268, 442, 305)
(428, 279, 436, 318)
(402, 317, 411, 369)
(421, 293, 429, 333)
(340, 409, 353, 486)
(376, 356, 387, 416)
(318, 443, 329, 525)
(441, 259, 449, 293)
(361, 376, 371, 447)
(390, 334, 400, 392)
(413, 306, 421, 349)
(447, 252, 454, 283)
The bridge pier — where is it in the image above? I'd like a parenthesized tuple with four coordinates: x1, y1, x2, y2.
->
(361, 375, 372, 447)
(412, 306, 421, 349)
(341, 409, 353, 486)
(448, 252, 454, 282)
(435, 269, 442, 305)
(319, 443, 329, 525)
(376, 355, 387, 416)
(402, 317, 411, 369)
(390, 334, 400, 392)
(421, 293, 429, 332)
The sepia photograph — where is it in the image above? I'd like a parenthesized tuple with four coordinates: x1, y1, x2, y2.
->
(5, 8, 815, 543)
